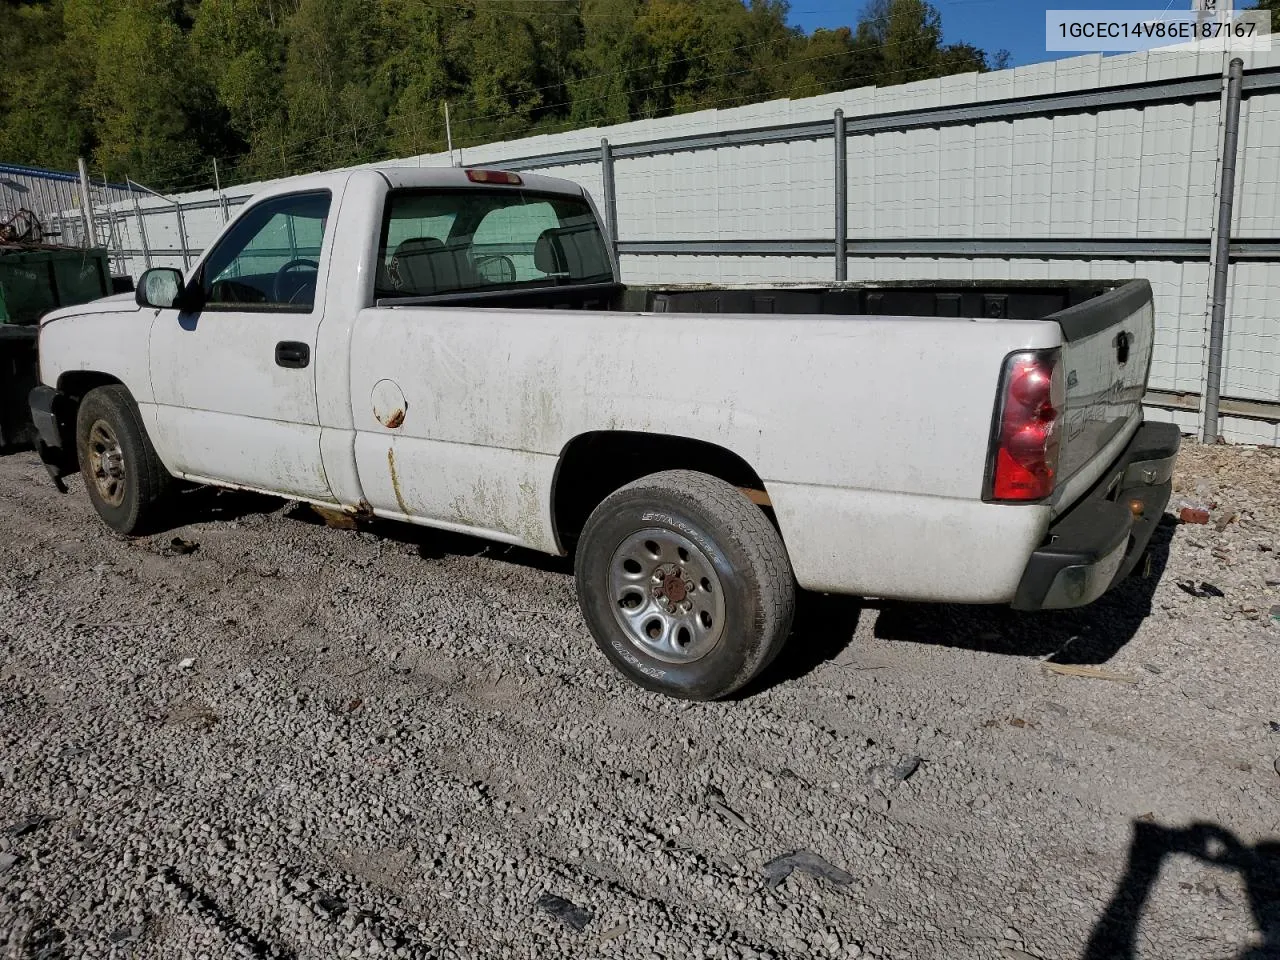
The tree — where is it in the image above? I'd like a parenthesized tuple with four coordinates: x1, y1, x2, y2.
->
(0, 0, 1005, 188)
(191, 0, 290, 181)
(280, 0, 391, 172)
(571, 0, 645, 126)
(66, 0, 222, 187)
(0, 0, 93, 170)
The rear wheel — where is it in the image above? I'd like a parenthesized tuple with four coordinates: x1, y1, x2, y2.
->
(575, 470, 795, 700)
(75, 385, 172, 535)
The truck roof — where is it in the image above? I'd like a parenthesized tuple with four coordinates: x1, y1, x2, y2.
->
(247, 165, 588, 203)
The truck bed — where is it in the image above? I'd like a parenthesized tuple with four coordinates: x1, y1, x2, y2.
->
(378, 278, 1118, 323)
(379, 276, 1154, 521)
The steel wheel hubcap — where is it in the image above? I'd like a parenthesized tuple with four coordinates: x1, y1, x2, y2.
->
(608, 528, 727, 664)
(88, 420, 126, 507)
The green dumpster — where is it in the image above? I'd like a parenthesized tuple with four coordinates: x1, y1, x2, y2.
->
(0, 244, 113, 448)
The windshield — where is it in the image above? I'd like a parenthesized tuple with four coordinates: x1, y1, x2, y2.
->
(374, 188, 613, 300)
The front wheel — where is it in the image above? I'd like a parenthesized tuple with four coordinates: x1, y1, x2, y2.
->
(75, 385, 173, 535)
(574, 470, 795, 700)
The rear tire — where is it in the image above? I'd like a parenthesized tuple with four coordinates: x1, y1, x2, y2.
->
(574, 470, 795, 700)
(75, 385, 172, 535)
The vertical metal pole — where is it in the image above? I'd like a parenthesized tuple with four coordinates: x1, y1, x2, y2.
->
(175, 202, 192, 271)
(129, 182, 153, 270)
(834, 108, 848, 282)
(445, 102, 456, 167)
(600, 138, 619, 263)
(76, 157, 96, 248)
(105, 208, 126, 275)
(1203, 57, 1244, 444)
(213, 158, 230, 224)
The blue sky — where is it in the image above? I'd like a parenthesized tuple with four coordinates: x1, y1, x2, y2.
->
(788, 0, 1101, 67)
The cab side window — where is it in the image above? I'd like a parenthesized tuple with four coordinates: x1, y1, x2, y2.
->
(202, 192, 331, 311)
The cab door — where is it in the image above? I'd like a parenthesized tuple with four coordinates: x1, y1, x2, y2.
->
(147, 190, 335, 501)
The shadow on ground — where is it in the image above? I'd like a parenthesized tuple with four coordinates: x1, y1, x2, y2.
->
(165, 485, 283, 529)
(1085, 819, 1280, 960)
(278, 499, 575, 575)
(737, 591, 866, 697)
(870, 516, 1178, 665)
(164, 492, 1180, 689)
(364, 515, 574, 577)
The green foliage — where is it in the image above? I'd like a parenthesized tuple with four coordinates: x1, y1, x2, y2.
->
(1250, 0, 1278, 27)
(0, 0, 1004, 191)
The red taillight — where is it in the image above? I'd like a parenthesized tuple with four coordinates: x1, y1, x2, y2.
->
(987, 350, 1064, 502)
(466, 169, 522, 185)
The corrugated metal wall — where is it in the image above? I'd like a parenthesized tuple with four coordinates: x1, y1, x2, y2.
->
(95, 43, 1280, 444)
(0, 162, 140, 257)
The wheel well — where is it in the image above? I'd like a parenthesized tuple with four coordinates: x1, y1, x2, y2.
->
(50, 372, 125, 452)
(57, 371, 124, 402)
(551, 431, 771, 553)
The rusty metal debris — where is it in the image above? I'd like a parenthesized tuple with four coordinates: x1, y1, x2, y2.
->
(1179, 506, 1210, 525)
(311, 505, 358, 530)
(0, 208, 45, 244)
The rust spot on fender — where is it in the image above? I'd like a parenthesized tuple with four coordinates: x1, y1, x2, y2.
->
(384, 407, 405, 430)
(387, 448, 411, 516)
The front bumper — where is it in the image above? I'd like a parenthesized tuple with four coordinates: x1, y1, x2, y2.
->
(29, 385, 76, 493)
(1012, 420, 1181, 611)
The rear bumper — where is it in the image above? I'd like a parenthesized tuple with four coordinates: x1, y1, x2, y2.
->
(1012, 420, 1180, 611)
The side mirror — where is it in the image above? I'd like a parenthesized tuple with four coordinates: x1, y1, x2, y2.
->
(136, 268, 197, 310)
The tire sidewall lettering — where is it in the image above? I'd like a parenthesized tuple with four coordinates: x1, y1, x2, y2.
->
(640, 510, 726, 568)
(610, 640, 667, 679)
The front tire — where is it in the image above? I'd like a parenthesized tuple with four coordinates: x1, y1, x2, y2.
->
(75, 385, 172, 535)
(575, 470, 795, 700)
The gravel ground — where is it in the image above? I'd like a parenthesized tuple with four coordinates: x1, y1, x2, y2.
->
(1, 441, 1277, 960)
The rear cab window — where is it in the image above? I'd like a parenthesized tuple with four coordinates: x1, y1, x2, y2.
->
(374, 188, 612, 300)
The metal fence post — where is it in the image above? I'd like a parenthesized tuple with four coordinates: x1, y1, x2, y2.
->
(600, 138, 619, 263)
(175, 202, 192, 271)
(834, 108, 847, 282)
(214, 158, 230, 224)
(76, 157, 96, 248)
(104, 210, 126, 276)
(1203, 57, 1244, 444)
(131, 192, 153, 270)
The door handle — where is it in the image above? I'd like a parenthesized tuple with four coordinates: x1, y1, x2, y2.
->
(275, 341, 310, 369)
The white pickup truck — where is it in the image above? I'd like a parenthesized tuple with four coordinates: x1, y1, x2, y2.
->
(29, 166, 1179, 699)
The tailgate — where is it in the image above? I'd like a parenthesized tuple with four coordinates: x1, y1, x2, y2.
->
(1048, 280, 1154, 509)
